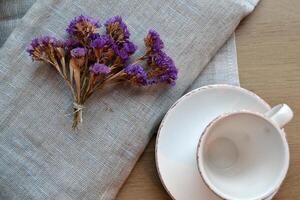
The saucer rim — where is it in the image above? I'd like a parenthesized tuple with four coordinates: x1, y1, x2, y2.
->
(155, 84, 273, 200)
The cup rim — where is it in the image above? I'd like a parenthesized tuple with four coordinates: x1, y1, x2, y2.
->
(196, 111, 290, 200)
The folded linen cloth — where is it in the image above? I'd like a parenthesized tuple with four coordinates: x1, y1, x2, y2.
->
(188, 34, 239, 91)
(0, 0, 37, 47)
(0, 0, 257, 199)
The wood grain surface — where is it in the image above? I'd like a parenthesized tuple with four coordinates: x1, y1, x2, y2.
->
(116, 0, 300, 199)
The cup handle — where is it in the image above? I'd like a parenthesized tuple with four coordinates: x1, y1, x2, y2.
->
(264, 104, 294, 129)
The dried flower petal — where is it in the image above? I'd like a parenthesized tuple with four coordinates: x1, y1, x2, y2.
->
(91, 35, 112, 49)
(38, 36, 63, 47)
(66, 15, 101, 38)
(105, 16, 130, 40)
(26, 36, 63, 60)
(144, 29, 164, 52)
(90, 63, 111, 75)
(147, 51, 178, 85)
(89, 33, 100, 40)
(124, 64, 148, 86)
(64, 38, 81, 50)
(70, 47, 87, 58)
(112, 41, 137, 61)
(26, 38, 39, 56)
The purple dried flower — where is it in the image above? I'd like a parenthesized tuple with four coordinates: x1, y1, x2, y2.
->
(112, 41, 137, 60)
(124, 64, 148, 86)
(64, 38, 81, 49)
(112, 44, 127, 60)
(26, 38, 39, 55)
(26, 36, 63, 58)
(70, 47, 87, 58)
(152, 51, 170, 66)
(66, 15, 101, 38)
(147, 51, 178, 85)
(91, 35, 112, 49)
(89, 33, 101, 40)
(123, 41, 137, 54)
(159, 66, 178, 86)
(29, 38, 39, 48)
(90, 63, 111, 75)
(144, 29, 164, 52)
(105, 16, 130, 40)
(36, 36, 63, 47)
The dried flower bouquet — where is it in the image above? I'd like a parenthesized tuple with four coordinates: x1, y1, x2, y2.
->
(27, 15, 178, 128)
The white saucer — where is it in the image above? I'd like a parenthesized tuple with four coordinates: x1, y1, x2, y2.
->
(155, 85, 278, 200)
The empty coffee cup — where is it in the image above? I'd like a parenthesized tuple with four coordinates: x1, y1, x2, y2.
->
(196, 104, 293, 200)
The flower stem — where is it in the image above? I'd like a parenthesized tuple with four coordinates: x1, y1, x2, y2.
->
(72, 109, 82, 129)
(131, 54, 148, 65)
(72, 102, 84, 129)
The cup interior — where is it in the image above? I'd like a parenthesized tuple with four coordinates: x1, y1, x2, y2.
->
(198, 112, 289, 200)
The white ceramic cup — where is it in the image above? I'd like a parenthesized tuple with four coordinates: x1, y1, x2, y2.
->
(197, 104, 293, 200)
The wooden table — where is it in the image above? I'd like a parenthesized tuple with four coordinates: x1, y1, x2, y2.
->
(117, 0, 300, 199)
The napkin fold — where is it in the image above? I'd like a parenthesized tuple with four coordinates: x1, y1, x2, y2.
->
(188, 34, 240, 91)
(0, 0, 37, 47)
(0, 0, 258, 199)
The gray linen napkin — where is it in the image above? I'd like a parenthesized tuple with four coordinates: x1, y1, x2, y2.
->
(189, 34, 240, 90)
(0, 0, 37, 46)
(0, 0, 257, 199)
